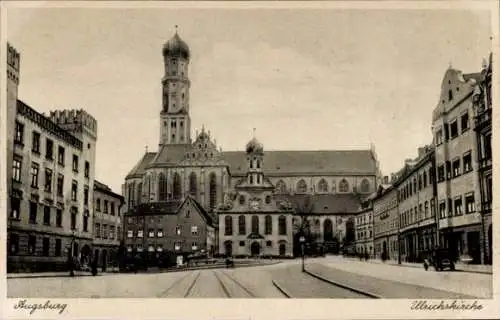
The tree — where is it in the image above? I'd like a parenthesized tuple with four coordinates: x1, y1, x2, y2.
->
(291, 194, 318, 256)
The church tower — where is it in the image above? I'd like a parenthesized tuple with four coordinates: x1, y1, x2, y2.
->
(245, 130, 265, 186)
(160, 27, 192, 146)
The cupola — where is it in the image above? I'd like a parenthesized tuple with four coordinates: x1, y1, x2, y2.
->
(162, 28, 190, 60)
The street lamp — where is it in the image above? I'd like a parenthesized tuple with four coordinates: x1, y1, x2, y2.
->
(299, 236, 306, 272)
(69, 229, 76, 277)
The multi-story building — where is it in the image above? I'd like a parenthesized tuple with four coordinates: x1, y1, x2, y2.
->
(123, 196, 216, 267)
(472, 54, 493, 265)
(373, 183, 398, 261)
(393, 146, 437, 263)
(7, 45, 98, 272)
(122, 30, 382, 255)
(431, 66, 483, 264)
(217, 137, 295, 257)
(93, 180, 124, 270)
(355, 192, 375, 258)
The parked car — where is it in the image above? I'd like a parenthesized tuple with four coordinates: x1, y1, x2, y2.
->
(424, 248, 456, 271)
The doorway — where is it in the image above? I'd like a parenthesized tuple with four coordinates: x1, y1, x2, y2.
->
(251, 242, 260, 256)
(279, 243, 286, 256)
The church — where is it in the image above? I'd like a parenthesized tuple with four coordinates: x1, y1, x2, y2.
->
(122, 30, 383, 258)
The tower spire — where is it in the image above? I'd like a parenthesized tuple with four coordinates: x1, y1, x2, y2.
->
(253, 127, 256, 138)
(175, 25, 179, 34)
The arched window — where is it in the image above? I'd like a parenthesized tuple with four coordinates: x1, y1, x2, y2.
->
(318, 179, 328, 193)
(278, 215, 287, 235)
(144, 176, 151, 201)
(173, 172, 181, 200)
(296, 180, 308, 193)
(137, 182, 142, 204)
(224, 216, 233, 236)
(238, 215, 246, 235)
(239, 195, 245, 205)
(158, 173, 167, 201)
(360, 179, 370, 193)
(256, 160, 261, 169)
(324, 218, 333, 241)
(189, 172, 197, 197)
(251, 216, 259, 234)
(265, 215, 272, 235)
(276, 180, 287, 194)
(339, 179, 349, 193)
(209, 173, 217, 209)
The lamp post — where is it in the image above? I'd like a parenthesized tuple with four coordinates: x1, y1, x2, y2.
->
(69, 229, 76, 277)
(299, 236, 306, 272)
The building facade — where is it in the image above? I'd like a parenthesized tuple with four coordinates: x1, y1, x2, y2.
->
(7, 46, 98, 272)
(431, 67, 483, 264)
(122, 31, 382, 256)
(373, 184, 398, 261)
(93, 180, 124, 270)
(123, 196, 216, 267)
(355, 194, 375, 258)
(393, 146, 437, 263)
(472, 54, 493, 265)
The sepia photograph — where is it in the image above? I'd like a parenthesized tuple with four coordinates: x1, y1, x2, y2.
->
(1, 0, 498, 318)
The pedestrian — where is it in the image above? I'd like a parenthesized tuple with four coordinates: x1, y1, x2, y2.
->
(91, 258, 98, 276)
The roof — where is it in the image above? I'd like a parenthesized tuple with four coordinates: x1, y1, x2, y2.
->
(275, 194, 362, 215)
(94, 180, 124, 200)
(222, 150, 377, 176)
(125, 149, 377, 180)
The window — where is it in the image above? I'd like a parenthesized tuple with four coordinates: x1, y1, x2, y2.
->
(42, 237, 50, 256)
(10, 234, 19, 254)
(452, 159, 461, 177)
(266, 240, 272, 247)
(137, 244, 143, 252)
(192, 242, 198, 250)
(265, 195, 271, 204)
(31, 163, 39, 188)
(444, 124, 450, 141)
(463, 152, 472, 172)
(188, 172, 197, 197)
(96, 199, 101, 212)
(454, 197, 463, 216)
(318, 179, 328, 193)
(209, 173, 217, 209)
(32, 131, 40, 153)
(191, 225, 198, 235)
(439, 201, 446, 219)
(265, 215, 272, 235)
(45, 139, 54, 160)
(423, 172, 427, 188)
(10, 197, 20, 219)
(84, 187, 89, 206)
(70, 207, 77, 230)
(339, 179, 349, 193)
(58, 146, 65, 165)
(137, 230, 144, 238)
(174, 242, 181, 251)
(484, 133, 492, 160)
(43, 206, 51, 225)
(239, 195, 245, 205)
(157, 229, 163, 237)
(158, 172, 167, 201)
(450, 120, 458, 139)
(276, 180, 287, 194)
(297, 180, 308, 193)
(56, 209, 62, 227)
(127, 230, 133, 238)
(238, 215, 246, 235)
(29, 202, 37, 223)
(461, 112, 469, 132)
(173, 172, 182, 200)
(55, 239, 62, 256)
(239, 241, 245, 247)
(102, 225, 108, 239)
(186, 210, 190, 218)
(117, 227, 122, 240)
(28, 236, 37, 255)
(447, 198, 453, 217)
(445, 161, 452, 180)
(15, 121, 24, 145)
(104, 200, 108, 213)
(251, 216, 259, 234)
(111, 203, 115, 215)
(71, 180, 78, 201)
(84, 161, 89, 178)
(278, 215, 287, 235)
(448, 89, 453, 101)
(424, 201, 429, 218)
(175, 226, 181, 236)
(44, 168, 53, 192)
(13, 158, 22, 182)
(435, 129, 443, 145)
(56, 174, 64, 196)
(108, 225, 115, 239)
(224, 216, 233, 235)
(465, 194, 475, 213)
(72, 154, 79, 172)
(418, 176, 422, 190)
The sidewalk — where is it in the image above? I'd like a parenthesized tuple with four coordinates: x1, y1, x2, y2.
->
(7, 267, 120, 279)
(342, 256, 492, 274)
(318, 256, 492, 298)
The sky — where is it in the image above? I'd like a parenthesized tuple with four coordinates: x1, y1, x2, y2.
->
(6, 4, 492, 194)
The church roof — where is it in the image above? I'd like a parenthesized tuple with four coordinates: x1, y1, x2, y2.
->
(222, 150, 377, 176)
(126, 149, 377, 179)
(275, 193, 362, 215)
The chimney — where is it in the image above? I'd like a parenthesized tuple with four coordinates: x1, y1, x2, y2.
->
(383, 176, 389, 185)
(417, 147, 426, 159)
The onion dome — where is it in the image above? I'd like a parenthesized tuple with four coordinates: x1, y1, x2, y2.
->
(162, 29, 190, 60)
(246, 137, 264, 154)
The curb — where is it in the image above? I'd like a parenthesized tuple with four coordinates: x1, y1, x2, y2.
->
(271, 280, 292, 298)
(304, 269, 381, 299)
